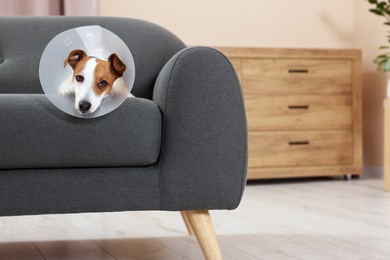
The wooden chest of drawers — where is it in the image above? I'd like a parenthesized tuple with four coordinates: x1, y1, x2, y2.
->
(217, 47, 363, 179)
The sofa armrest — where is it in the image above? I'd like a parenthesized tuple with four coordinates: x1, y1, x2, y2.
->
(153, 47, 248, 210)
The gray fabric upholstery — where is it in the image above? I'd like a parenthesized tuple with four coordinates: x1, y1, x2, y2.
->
(0, 17, 248, 217)
(0, 166, 161, 216)
(0, 16, 186, 99)
(154, 47, 248, 210)
(0, 94, 161, 169)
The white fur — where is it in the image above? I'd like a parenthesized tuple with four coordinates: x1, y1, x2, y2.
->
(73, 59, 102, 114)
(58, 76, 74, 96)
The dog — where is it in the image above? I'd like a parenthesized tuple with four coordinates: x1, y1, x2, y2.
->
(59, 49, 129, 115)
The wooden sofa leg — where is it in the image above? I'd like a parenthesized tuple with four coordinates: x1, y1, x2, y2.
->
(184, 210, 223, 260)
(180, 211, 194, 235)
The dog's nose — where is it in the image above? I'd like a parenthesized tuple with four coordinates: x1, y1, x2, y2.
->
(79, 100, 92, 113)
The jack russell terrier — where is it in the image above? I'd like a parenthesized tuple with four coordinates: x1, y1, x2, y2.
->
(59, 49, 129, 115)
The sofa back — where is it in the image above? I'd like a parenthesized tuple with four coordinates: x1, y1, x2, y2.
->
(0, 16, 185, 99)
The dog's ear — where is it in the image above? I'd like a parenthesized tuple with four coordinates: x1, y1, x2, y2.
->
(108, 53, 126, 77)
(64, 49, 87, 69)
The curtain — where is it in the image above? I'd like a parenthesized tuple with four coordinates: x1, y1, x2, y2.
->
(0, 0, 99, 16)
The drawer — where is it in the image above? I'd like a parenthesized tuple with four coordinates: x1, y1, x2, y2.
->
(248, 130, 352, 168)
(245, 95, 352, 131)
(242, 59, 352, 95)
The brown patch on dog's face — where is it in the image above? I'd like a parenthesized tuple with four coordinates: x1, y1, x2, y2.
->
(72, 58, 89, 76)
(64, 49, 90, 84)
(93, 59, 117, 96)
(92, 54, 127, 96)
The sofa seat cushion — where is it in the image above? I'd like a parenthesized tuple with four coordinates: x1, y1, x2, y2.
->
(0, 94, 161, 169)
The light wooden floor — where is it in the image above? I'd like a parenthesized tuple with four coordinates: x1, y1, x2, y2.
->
(1, 176, 390, 259)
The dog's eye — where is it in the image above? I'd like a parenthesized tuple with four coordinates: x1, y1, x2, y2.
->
(75, 75, 84, 82)
(98, 80, 108, 89)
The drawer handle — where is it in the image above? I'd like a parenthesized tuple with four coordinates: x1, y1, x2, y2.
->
(288, 69, 309, 74)
(289, 141, 310, 146)
(288, 105, 309, 109)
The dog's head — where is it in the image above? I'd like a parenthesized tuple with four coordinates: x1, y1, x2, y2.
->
(64, 49, 126, 114)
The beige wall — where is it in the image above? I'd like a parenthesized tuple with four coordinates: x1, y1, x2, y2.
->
(100, 0, 356, 48)
(355, 1, 387, 168)
(100, 0, 388, 169)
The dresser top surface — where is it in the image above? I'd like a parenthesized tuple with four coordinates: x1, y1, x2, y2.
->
(216, 47, 361, 59)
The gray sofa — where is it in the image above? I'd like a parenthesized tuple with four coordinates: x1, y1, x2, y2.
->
(0, 16, 247, 259)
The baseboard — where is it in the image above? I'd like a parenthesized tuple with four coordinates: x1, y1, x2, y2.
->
(363, 166, 384, 179)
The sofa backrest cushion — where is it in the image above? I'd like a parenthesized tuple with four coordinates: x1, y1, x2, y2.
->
(0, 17, 185, 99)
